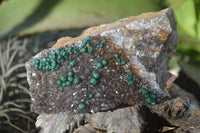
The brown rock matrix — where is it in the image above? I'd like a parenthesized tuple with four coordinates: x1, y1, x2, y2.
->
(26, 8, 178, 114)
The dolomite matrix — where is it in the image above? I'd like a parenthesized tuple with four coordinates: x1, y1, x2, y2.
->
(26, 8, 178, 114)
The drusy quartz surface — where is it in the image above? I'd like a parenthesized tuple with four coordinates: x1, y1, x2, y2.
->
(26, 8, 178, 114)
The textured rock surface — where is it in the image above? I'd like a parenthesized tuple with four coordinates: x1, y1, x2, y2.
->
(26, 8, 178, 114)
(36, 83, 200, 133)
(36, 105, 146, 133)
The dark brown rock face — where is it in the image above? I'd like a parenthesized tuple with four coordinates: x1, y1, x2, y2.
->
(26, 8, 178, 114)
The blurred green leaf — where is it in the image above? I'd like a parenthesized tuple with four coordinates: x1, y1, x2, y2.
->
(0, 0, 160, 38)
(169, 0, 200, 39)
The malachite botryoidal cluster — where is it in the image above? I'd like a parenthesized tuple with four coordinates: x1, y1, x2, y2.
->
(95, 59, 108, 69)
(127, 72, 135, 85)
(32, 45, 80, 71)
(141, 88, 157, 105)
(90, 72, 101, 85)
(91, 59, 108, 85)
(97, 39, 106, 48)
(56, 71, 80, 87)
(32, 36, 107, 72)
(114, 54, 126, 66)
(70, 61, 76, 67)
(81, 37, 91, 53)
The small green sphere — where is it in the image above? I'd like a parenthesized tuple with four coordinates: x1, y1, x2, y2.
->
(116, 58, 121, 63)
(141, 88, 149, 95)
(102, 60, 108, 66)
(78, 103, 86, 110)
(55, 49, 60, 54)
(32, 59, 37, 65)
(99, 44, 103, 48)
(127, 75, 133, 81)
(128, 72, 133, 76)
(90, 78, 98, 85)
(60, 50, 66, 56)
(68, 76, 74, 82)
(128, 80, 135, 85)
(70, 61, 76, 67)
(121, 60, 126, 66)
(151, 94, 157, 100)
(73, 77, 80, 84)
(62, 82, 66, 87)
(151, 100, 156, 105)
(56, 79, 62, 86)
(68, 71, 74, 77)
(84, 37, 90, 42)
(120, 50, 123, 54)
(89, 93, 94, 98)
(66, 81, 71, 86)
(93, 72, 101, 79)
(95, 62, 103, 69)
(60, 75, 67, 82)
(114, 54, 119, 58)
(152, 90, 157, 95)
(88, 47, 94, 53)
(144, 94, 150, 98)
(145, 97, 152, 104)
(81, 47, 87, 53)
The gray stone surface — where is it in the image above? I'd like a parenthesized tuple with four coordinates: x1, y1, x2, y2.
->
(36, 105, 146, 133)
(26, 8, 178, 114)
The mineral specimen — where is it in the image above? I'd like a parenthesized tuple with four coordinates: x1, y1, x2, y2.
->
(26, 8, 178, 114)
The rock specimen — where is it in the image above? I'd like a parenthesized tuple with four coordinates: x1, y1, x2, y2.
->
(26, 8, 178, 114)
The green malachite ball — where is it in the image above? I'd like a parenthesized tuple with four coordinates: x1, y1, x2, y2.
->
(55, 49, 60, 54)
(93, 72, 101, 79)
(66, 81, 71, 86)
(78, 103, 86, 110)
(152, 90, 157, 95)
(88, 47, 94, 53)
(89, 93, 94, 98)
(90, 78, 98, 85)
(127, 75, 133, 81)
(128, 72, 133, 76)
(121, 60, 126, 66)
(141, 88, 149, 95)
(32, 59, 36, 65)
(56, 79, 62, 86)
(62, 82, 66, 87)
(151, 94, 157, 100)
(68, 76, 74, 82)
(151, 100, 156, 105)
(145, 97, 152, 104)
(60, 75, 67, 82)
(114, 54, 119, 58)
(95, 62, 103, 69)
(116, 58, 121, 63)
(128, 80, 135, 85)
(73, 77, 80, 84)
(70, 61, 76, 67)
(81, 47, 87, 53)
(144, 94, 150, 98)
(68, 71, 74, 77)
(101, 60, 108, 66)
(84, 37, 90, 43)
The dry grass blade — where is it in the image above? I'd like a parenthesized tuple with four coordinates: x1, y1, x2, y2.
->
(0, 37, 38, 132)
(3, 63, 25, 78)
(0, 101, 24, 110)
